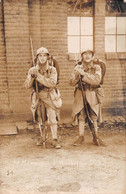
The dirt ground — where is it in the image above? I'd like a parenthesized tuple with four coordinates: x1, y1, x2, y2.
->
(0, 121, 126, 194)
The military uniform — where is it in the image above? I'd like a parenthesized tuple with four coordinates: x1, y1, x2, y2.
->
(25, 47, 62, 148)
(69, 62, 102, 125)
(69, 50, 106, 146)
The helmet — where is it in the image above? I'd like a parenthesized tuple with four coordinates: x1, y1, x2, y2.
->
(81, 49, 94, 57)
(36, 47, 49, 56)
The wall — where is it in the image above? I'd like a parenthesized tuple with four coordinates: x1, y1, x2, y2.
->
(40, 0, 70, 104)
(94, 0, 125, 111)
(0, 2, 9, 114)
(0, 0, 125, 118)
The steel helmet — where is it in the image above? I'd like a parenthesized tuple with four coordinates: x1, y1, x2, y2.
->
(36, 47, 49, 56)
(81, 49, 94, 57)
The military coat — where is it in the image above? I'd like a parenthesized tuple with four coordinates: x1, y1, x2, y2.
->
(25, 62, 59, 110)
(69, 62, 102, 124)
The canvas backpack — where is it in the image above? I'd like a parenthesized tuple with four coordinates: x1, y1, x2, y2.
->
(48, 57, 60, 83)
(93, 59, 106, 85)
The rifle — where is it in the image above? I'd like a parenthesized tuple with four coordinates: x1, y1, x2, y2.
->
(30, 36, 46, 148)
(79, 76, 100, 146)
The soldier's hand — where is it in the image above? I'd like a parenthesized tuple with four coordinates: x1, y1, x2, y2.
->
(74, 66, 85, 76)
(74, 68, 80, 76)
(31, 74, 37, 78)
(29, 68, 38, 78)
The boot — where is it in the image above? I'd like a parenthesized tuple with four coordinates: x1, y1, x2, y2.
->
(93, 137, 107, 147)
(52, 139, 61, 149)
(36, 138, 43, 146)
(73, 136, 84, 146)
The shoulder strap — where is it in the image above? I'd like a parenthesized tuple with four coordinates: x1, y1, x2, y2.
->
(93, 59, 106, 85)
(47, 65, 52, 74)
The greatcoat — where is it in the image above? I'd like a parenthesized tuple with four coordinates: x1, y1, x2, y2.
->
(69, 61, 103, 125)
(25, 62, 62, 123)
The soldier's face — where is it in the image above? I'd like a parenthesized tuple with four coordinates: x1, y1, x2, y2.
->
(82, 52, 93, 63)
(38, 53, 48, 66)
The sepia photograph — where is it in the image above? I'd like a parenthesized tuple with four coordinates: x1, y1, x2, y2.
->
(0, 0, 126, 193)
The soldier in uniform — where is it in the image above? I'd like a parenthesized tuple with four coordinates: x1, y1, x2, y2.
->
(25, 47, 62, 149)
(69, 49, 106, 146)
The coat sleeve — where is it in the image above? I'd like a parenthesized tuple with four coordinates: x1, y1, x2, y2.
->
(36, 66, 57, 88)
(24, 67, 35, 89)
(82, 65, 101, 85)
(69, 66, 80, 86)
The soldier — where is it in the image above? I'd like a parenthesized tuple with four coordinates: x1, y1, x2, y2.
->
(69, 49, 106, 146)
(25, 47, 62, 149)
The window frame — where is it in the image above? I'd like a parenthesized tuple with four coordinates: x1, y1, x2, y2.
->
(67, 16, 93, 57)
(105, 16, 126, 56)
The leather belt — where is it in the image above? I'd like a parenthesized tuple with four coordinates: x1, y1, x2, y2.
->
(77, 83, 100, 91)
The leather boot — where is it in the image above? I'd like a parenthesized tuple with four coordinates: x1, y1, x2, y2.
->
(52, 139, 61, 149)
(36, 138, 43, 146)
(73, 136, 84, 146)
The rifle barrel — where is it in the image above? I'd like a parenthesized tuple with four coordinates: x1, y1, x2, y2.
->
(30, 36, 43, 140)
(30, 36, 35, 66)
(79, 77, 100, 146)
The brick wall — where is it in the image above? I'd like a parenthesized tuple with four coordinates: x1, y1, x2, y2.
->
(94, 0, 126, 111)
(3, 0, 31, 113)
(0, 2, 9, 114)
(103, 60, 126, 109)
(94, 0, 105, 58)
(40, 0, 72, 104)
(0, 0, 125, 117)
(28, 0, 41, 53)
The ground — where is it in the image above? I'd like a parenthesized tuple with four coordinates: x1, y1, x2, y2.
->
(0, 119, 126, 194)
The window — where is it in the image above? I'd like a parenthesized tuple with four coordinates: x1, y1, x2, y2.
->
(67, 17, 93, 54)
(105, 17, 126, 52)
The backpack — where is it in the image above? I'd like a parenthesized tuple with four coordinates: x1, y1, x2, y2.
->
(77, 59, 106, 85)
(93, 59, 106, 85)
(48, 57, 60, 83)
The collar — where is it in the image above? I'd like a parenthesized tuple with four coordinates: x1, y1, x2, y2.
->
(82, 61, 94, 70)
(36, 61, 49, 72)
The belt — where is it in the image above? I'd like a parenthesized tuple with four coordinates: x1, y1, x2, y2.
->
(33, 84, 51, 92)
(89, 85, 100, 91)
(38, 86, 53, 93)
(41, 87, 52, 92)
(77, 83, 100, 91)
